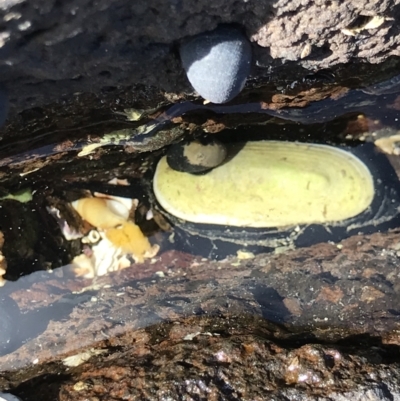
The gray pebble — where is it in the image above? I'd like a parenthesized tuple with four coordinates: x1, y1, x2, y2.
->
(180, 26, 252, 104)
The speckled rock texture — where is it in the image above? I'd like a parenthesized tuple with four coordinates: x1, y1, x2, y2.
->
(4, 230, 400, 400)
(0, 0, 399, 113)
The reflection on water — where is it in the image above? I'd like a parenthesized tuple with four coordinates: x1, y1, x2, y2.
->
(0, 73, 400, 388)
(2, 75, 400, 166)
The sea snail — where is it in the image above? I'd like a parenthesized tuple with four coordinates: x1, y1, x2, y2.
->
(166, 136, 228, 174)
(180, 26, 252, 104)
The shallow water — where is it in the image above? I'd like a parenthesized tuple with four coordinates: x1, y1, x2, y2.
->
(1, 71, 400, 398)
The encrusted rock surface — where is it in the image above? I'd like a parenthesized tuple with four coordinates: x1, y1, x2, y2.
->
(0, 0, 399, 112)
(1, 230, 400, 400)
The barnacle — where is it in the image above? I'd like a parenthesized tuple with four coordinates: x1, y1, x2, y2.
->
(71, 234, 131, 278)
(70, 193, 159, 276)
(105, 221, 159, 262)
(71, 196, 132, 229)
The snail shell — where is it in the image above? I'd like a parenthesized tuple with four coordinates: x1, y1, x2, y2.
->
(166, 137, 228, 174)
(180, 26, 252, 104)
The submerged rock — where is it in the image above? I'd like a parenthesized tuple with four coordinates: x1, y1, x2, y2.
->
(180, 26, 252, 103)
(0, 296, 20, 354)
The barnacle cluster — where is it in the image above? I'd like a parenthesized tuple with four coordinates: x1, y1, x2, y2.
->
(49, 191, 159, 278)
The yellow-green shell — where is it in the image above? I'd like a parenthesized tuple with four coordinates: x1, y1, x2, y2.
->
(153, 141, 374, 228)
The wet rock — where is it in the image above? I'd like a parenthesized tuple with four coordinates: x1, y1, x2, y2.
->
(0, 199, 71, 280)
(2, 228, 400, 399)
(0, 0, 398, 113)
(0, 88, 8, 128)
(55, 325, 400, 401)
(361, 73, 400, 95)
(0, 295, 20, 354)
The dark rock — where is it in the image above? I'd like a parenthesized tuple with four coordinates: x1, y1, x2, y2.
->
(0, 88, 8, 127)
